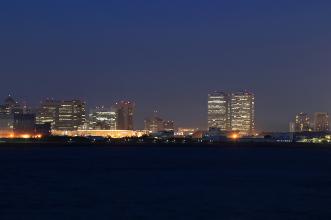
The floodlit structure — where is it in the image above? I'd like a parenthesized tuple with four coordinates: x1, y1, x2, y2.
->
(89, 106, 117, 130)
(52, 129, 149, 138)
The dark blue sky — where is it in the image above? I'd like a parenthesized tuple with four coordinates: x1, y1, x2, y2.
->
(0, 0, 331, 131)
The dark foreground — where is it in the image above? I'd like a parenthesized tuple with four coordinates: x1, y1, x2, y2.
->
(0, 144, 331, 220)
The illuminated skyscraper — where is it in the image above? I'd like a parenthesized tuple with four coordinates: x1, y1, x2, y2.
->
(112, 101, 135, 130)
(56, 100, 86, 131)
(36, 99, 60, 127)
(314, 112, 329, 132)
(207, 91, 230, 131)
(230, 91, 255, 135)
(295, 112, 310, 132)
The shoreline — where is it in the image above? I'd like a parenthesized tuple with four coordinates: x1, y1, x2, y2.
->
(1, 142, 331, 149)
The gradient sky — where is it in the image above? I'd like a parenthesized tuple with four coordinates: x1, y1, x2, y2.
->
(0, 0, 331, 131)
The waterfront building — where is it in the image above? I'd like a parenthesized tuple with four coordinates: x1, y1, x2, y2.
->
(230, 91, 255, 135)
(52, 129, 149, 138)
(208, 91, 230, 131)
(314, 112, 329, 132)
(36, 99, 61, 127)
(295, 112, 310, 132)
(56, 100, 86, 131)
(112, 101, 135, 130)
(89, 106, 117, 130)
(175, 128, 199, 137)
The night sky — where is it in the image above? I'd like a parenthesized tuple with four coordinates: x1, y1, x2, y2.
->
(0, 0, 330, 131)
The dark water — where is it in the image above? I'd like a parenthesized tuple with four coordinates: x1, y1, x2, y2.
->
(0, 145, 331, 220)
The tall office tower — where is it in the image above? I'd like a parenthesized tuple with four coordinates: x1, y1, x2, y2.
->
(36, 99, 61, 127)
(230, 91, 255, 135)
(295, 112, 310, 132)
(112, 101, 135, 130)
(56, 100, 86, 131)
(314, 112, 329, 132)
(207, 91, 230, 131)
(89, 106, 117, 130)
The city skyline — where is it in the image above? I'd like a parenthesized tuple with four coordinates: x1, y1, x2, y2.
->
(1, 1, 331, 131)
(1, 93, 330, 133)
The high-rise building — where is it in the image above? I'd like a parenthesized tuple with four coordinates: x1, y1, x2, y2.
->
(112, 101, 135, 130)
(89, 106, 117, 130)
(230, 91, 255, 135)
(295, 112, 310, 132)
(314, 112, 329, 132)
(36, 99, 61, 127)
(207, 91, 230, 131)
(56, 100, 86, 131)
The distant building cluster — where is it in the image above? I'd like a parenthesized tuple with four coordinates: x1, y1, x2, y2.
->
(290, 112, 329, 132)
(208, 91, 255, 135)
(144, 111, 174, 133)
(0, 95, 138, 138)
(1, 92, 331, 144)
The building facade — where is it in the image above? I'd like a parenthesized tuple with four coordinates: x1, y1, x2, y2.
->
(112, 101, 135, 130)
(295, 112, 310, 132)
(207, 91, 255, 135)
(207, 91, 230, 131)
(36, 99, 61, 127)
(314, 112, 329, 132)
(144, 116, 165, 133)
(89, 106, 117, 130)
(56, 100, 86, 131)
(230, 91, 255, 135)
